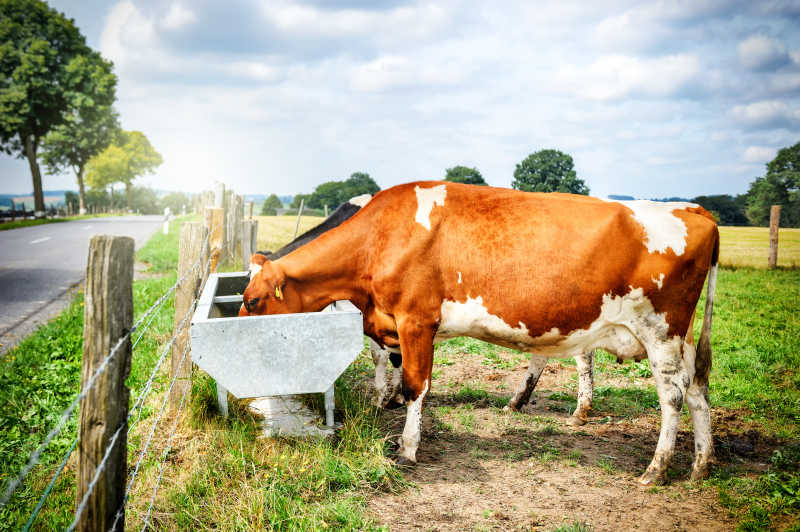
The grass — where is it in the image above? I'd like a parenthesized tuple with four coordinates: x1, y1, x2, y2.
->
(719, 226, 800, 268)
(0, 213, 124, 231)
(252, 215, 325, 254)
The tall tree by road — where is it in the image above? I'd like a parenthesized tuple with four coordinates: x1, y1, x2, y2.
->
(0, 0, 91, 215)
(746, 141, 800, 227)
(85, 130, 163, 210)
(512, 149, 590, 195)
(445, 165, 487, 185)
(40, 51, 119, 214)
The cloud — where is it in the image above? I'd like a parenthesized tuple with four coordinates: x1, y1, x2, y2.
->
(738, 35, 791, 71)
(162, 3, 197, 30)
(557, 54, 702, 100)
(742, 145, 776, 162)
(730, 100, 800, 129)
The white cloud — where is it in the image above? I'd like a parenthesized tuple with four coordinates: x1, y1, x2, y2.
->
(731, 100, 800, 128)
(100, 2, 157, 69)
(742, 146, 776, 162)
(162, 3, 197, 31)
(557, 54, 701, 100)
(738, 35, 790, 71)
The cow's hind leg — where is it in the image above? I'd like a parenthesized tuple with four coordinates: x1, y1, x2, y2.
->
(368, 338, 390, 408)
(639, 338, 690, 486)
(505, 354, 547, 411)
(386, 349, 404, 409)
(395, 320, 435, 465)
(684, 339, 714, 481)
(567, 351, 595, 426)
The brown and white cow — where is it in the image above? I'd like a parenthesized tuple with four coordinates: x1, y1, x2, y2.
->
(241, 181, 719, 485)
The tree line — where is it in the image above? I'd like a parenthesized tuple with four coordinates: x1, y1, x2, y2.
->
(1, 0, 162, 216)
(268, 144, 799, 228)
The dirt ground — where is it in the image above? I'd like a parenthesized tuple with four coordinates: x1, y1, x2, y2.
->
(368, 350, 776, 531)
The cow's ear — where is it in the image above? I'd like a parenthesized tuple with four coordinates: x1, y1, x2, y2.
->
(263, 260, 287, 300)
(249, 253, 268, 276)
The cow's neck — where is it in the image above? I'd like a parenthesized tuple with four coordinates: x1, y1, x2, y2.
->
(278, 229, 368, 313)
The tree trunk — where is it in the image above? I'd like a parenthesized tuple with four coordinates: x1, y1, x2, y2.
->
(23, 134, 45, 217)
(77, 165, 87, 215)
(125, 182, 131, 212)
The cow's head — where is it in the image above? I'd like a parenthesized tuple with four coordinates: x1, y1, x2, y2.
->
(239, 254, 294, 316)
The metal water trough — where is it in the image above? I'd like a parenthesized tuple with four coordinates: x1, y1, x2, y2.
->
(190, 272, 364, 431)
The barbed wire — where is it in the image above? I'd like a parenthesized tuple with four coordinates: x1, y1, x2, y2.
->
(110, 252, 214, 531)
(0, 330, 132, 508)
(140, 367, 192, 531)
(3, 217, 228, 525)
(67, 422, 126, 532)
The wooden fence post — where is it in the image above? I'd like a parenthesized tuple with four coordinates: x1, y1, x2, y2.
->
(204, 207, 224, 275)
(324, 204, 328, 218)
(768, 205, 781, 268)
(241, 220, 259, 270)
(293, 198, 305, 239)
(76, 235, 134, 532)
(170, 223, 205, 408)
(249, 200, 254, 219)
(10, 201, 15, 221)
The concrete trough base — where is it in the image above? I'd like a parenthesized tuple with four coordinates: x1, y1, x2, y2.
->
(248, 396, 337, 438)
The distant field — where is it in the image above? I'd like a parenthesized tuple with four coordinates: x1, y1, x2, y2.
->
(253, 214, 324, 253)
(719, 226, 800, 268)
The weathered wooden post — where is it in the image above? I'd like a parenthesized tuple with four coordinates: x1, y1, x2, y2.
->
(204, 207, 224, 275)
(10, 201, 15, 221)
(293, 198, 305, 239)
(170, 223, 205, 408)
(324, 204, 328, 218)
(769, 204, 781, 268)
(241, 220, 259, 270)
(249, 200, 254, 219)
(76, 235, 134, 532)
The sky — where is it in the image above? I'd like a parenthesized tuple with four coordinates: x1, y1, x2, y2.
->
(1, 0, 799, 198)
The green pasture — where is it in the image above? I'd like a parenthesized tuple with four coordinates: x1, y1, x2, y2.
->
(0, 220, 797, 530)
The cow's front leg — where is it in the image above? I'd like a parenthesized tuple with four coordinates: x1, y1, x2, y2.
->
(639, 339, 689, 486)
(567, 351, 595, 426)
(368, 338, 390, 408)
(505, 354, 547, 411)
(395, 320, 435, 465)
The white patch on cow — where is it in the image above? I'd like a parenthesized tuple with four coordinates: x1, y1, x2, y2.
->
(652, 273, 665, 289)
(348, 194, 372, 207)
(436, 295, 535, 346)
(457, 271, 462, 284)
(414, 184, 447, 230)
(607, 199, 697, 255)
(399, 379, 428, 462)
(437, 287, 674, 362)
(249, 262, 262, 276)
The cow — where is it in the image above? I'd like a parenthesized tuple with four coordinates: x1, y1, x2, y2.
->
(240, 181, 719, 485)
(251, 194, 405, 408)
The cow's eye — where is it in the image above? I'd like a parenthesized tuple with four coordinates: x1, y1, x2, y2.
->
(245, 297, 260, 311)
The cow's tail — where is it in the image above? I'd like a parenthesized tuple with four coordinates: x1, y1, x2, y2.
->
(695, 228, 719, 382)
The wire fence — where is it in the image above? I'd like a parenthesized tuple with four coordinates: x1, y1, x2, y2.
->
(0, 204, 241, 530)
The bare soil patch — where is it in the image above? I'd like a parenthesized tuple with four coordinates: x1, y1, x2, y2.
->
(368, 349, 776, 531)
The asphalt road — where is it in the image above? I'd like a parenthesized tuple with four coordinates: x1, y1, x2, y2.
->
(0, 216, 163, 355)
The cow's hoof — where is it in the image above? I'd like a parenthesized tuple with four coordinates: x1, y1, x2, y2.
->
(637, 470, 666, 487)
(383, 398, 405, 410)
(566, 415, 588, 426)
(690, 461, 712, 482)
(394, 456, 416, 467)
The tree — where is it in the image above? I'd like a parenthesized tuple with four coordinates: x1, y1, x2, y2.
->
(444, 165, 487, 185)
(512, 149, 589, 195)
(39, 51, 119, 214)
(260, 193, 283, 215)
(691, 195, 749, 226)
(0, 0, 91, 215)
(745, 141, 800, 227)
(290, 193, 310, 209)
(85, 130, 163, 209)
(161, 191, 190, 214)
(306, 172, 380, 210)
